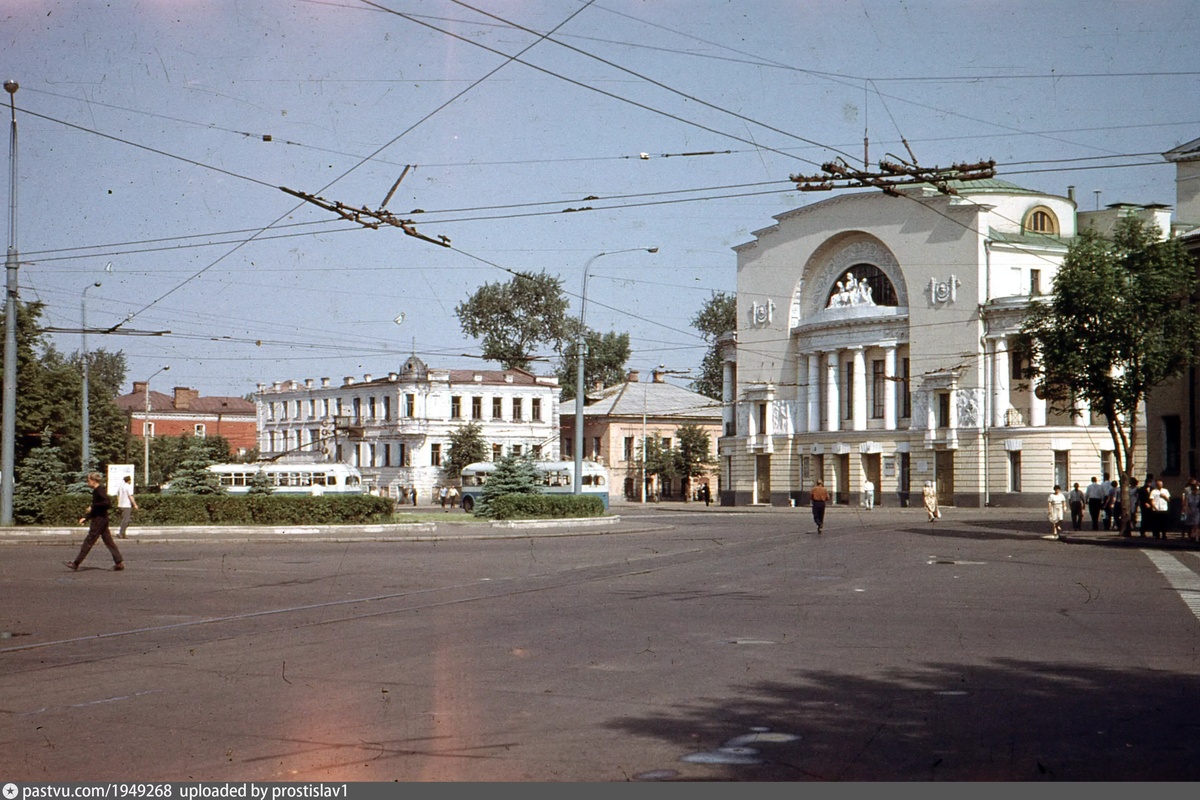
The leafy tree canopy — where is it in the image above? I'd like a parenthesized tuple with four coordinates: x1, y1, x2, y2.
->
(456, 272, 569, 370)
(164, 438, 225, 494)
(556, 320, 632, 400)
(444, 421, 490, 481)
(690, 292, 737, 399)
(1022, 215, 1200, 524)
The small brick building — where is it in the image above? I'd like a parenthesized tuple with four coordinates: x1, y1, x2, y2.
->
(115, 383, 258, 455)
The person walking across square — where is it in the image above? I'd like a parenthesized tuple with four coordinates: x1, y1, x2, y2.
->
(65, 472, 124, 571)
(810, 480, 829, 534)
(116, 475, 137, 539)
(1084, 476, 1105, 531)
(1068, 483, 1085, 531)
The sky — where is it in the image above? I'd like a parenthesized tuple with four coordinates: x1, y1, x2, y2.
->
(3, 0, 1199, 400)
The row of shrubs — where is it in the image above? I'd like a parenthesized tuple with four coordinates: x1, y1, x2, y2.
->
(40, 493, 395, 526)
(485, 494, 605, 520)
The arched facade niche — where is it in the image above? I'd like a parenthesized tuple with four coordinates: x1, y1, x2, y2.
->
(788, 232, 908, 326)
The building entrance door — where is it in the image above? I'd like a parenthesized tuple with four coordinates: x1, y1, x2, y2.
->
(755, 454, 771, 504)
(862, 453, 881, 507)
(935, 450, 955, 506)
(835, 453, 850, 504)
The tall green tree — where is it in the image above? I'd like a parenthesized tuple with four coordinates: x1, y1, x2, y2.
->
(477, 454, 540, 517)
(164, 438, 225, 494)
(149, 434, 232, 489)
(444, 421, 489, 481)
(12, 428, 70, 524)
(1022, 216, 1200, 531)
(0, 300, 130, 469)
(556, 321, 632, 400)
(690, 292, 737, 399)
(456, 272, 569, 370)
(676, 423, 715, 500)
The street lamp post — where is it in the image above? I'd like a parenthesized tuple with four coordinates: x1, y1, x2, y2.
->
(2, 79, 20, 526)
(573, 247, 658, 495)
(80, 281, 101, 471)
(143, 366, 169, 488)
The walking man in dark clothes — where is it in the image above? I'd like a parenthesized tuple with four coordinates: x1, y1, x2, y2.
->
(65, 472, 124, 571)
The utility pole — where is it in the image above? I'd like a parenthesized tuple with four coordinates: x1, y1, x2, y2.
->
(80, 280, 101, 471)
(2, 79, 19, 526)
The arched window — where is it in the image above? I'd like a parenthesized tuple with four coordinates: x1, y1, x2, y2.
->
(1025, 206, 1059, 235)
(826, 264, 899, 307)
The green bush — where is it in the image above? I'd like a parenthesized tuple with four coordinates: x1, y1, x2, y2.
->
(36, 493, 394, 526)
(487, 494, 605, 520)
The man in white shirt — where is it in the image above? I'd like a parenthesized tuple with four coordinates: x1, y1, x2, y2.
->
(1149, 480, 1171, 539)
(1084, 476, 1106, 531)
(116, 475, 137, 539)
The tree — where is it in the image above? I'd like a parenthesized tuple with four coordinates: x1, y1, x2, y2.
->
(164, 438, 224, 494)
(12, 428, 69, 524)
(676, 423, 715, 500)
(641, 432, 678, 500)
(456, 272, 569, 370)
(444, 422, 489, 482)
(152, 435, 232, 490)
(556, 321, 632, 400)
(690, 292, 737, 399)
(1022, 215, 1200, 532)
(246, 468, 274, 495)
(477, 454, 541, 517)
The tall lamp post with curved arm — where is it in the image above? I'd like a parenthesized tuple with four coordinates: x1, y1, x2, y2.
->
(80, 280, 101, 471)
(574, 247, 658, 495)
(142, 365, 169, 489)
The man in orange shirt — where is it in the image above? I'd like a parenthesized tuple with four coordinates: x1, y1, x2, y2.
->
(810, 479, 830, 534)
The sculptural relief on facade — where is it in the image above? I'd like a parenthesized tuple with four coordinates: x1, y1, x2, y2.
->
(957, 388, 983, 429)
(826, 271, 876, 308)
(749, 298, 775, 327)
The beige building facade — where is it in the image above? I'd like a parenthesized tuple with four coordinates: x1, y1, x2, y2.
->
(721, 178, 1149, 509)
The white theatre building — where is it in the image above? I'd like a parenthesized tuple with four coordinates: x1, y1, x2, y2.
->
(255, 356, 561, 500)
(720, 178, 1157, 508)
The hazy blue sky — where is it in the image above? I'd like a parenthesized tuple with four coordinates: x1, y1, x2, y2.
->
(4, 0, 1198, 398)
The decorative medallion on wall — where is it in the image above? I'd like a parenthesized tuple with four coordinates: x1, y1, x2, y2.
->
(749, 299, 775, 327)
(929, 275, 960, 305)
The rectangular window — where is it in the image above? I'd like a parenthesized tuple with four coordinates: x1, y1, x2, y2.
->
(533, 444, 543, 459)
(321, 398, 330, 418)
(937, 393, 951, 428)
(1030, 269, 1042, 296)
(901, 358, 911, 418)
(430, 443, 442, 467)
(384, 443, 391, 467)
(844, 361, 854, 420)
(368, 396, 377, 419)
(564, 437, 574, 458)
(280, 402, 288, 421)
(368, 443, 377, 467)
(593, 436, 602, 459)
(145, 421, 156, 438)
(661, 437, 671, 451)
(398, 443, 408, 467)
(757, 402, 768, 435)
(382, 395, 391, 420)
(1054, 450, 1069, 489)
(532, 398, 542, 421)
(624, 437, 634, 462)
(492, 397, 503, 419)
(472, 396, 483, 420)
(352, 397, 362, 423)
(308, 399, 316, 418)
(1163, 415, 1182, 475)
(451, 396, 462, 419)
(492, 444, 503, 461)
(1009, 451, 1022, 492)
(405, 394, 416, 418)
(513, 397, 523, 421)
(512, 444, 523, 457)
(871, 359, 885, 419)
(194, 423, 206, 438)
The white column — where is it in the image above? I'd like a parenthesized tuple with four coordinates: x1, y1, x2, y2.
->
(721, 358, 734, 436)
(1029, 357, 1047, 427)
(807, 353, 822, 433)
(883, 344, 897, 431)
(824, 351, 840, 432)
(992, 336, 1010, 427)
(796, 354, 808, 434)
(926, 391, 937, 431)
(1073, 394, 1091, 427)
(852, 347, 867, 431)
(949, 387, 959, 430)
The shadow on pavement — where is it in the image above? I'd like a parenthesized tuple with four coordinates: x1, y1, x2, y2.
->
(606, 659, 1200, 781)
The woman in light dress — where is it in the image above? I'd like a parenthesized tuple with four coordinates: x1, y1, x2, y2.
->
(922, 481, 939, 522)
(1047, 484, 1067, 539)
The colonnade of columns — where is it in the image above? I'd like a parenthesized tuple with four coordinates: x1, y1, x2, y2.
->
(797, 343, 900, 434)
(987, 335, 1090, 428)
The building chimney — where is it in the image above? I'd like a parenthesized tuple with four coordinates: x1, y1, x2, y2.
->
(133, 381, 148, 395)
(627, 370, 640, 383)
(173, 387, 200, 410)
(1067, 185, 1075, 204)
(321, 377, 331, 387)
